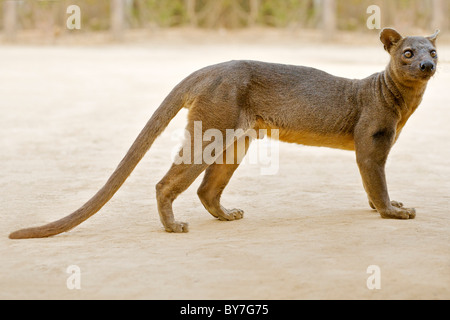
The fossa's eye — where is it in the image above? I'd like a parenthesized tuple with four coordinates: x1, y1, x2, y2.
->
(430, 50, 437, 58)
(404, 50, 413, 58)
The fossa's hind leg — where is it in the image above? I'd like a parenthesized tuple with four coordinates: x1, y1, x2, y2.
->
(155, 115, 253, 232)
(155, 119, 212, 232)
(197, 136, 251, 221)
(156, 162, 208, 232)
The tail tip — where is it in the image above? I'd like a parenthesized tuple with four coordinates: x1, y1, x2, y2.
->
(9, 228, 36, 239)
(9, 230, 25, 239)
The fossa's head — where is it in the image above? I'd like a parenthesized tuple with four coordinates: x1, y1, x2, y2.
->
(380, 28, 439, 83)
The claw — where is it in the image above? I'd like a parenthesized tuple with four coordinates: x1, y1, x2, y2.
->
(165, 221, 189, 233)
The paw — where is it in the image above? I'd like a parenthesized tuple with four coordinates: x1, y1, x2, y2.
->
(217, 208, 244, 221)
(369, 200, 403, 210)
(379, 206, 416, 220)
(390, 200, 404, 208)
(165, 221, 189, 233)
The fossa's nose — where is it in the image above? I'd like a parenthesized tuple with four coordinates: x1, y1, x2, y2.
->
(420, 61, 435, 72)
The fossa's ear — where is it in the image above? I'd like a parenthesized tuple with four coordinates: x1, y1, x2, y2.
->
(427, 29, 440, 45)
(380, 28, 403, 52)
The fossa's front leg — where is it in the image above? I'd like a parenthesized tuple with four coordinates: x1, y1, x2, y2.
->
(354, 124, 416, 219)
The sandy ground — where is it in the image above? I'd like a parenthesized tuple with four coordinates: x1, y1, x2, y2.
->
(1, 30, 449, 300)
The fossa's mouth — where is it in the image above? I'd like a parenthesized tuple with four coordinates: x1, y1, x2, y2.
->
(413, 69, 436, 81)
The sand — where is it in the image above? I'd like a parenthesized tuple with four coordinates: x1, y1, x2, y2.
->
(1, 30, 449, 299)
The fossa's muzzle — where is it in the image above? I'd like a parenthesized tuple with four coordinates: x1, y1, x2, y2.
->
(420, 60, 435, 73)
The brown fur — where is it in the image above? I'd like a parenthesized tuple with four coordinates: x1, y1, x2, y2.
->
(9, 28, 439, 238)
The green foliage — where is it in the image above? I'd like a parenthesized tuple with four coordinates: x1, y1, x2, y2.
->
(0, 0, 446, 32)
(143, 0, 187, 27)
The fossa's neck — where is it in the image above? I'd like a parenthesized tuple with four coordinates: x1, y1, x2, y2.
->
(382, 63, 428, 117)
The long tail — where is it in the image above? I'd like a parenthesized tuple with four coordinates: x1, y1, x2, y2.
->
(9, 87, 186, 239)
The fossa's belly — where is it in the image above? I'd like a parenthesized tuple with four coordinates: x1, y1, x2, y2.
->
(255, 121, 355, 151)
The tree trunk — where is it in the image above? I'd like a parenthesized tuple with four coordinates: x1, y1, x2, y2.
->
(248, 0, 259, 27)
(3, 0, 17, 42)
(111, 0, 125, 40)
(322, 0, 336, 39)
(431, 0, 446, 30)
(186, 0, 197, 27)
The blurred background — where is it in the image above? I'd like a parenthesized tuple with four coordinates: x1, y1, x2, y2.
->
(1, 0, 448, 43)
